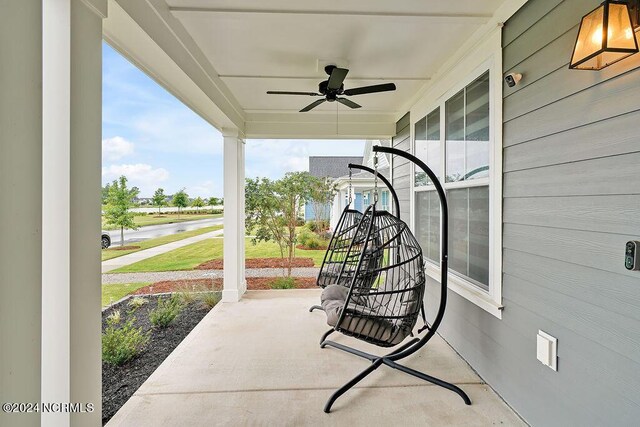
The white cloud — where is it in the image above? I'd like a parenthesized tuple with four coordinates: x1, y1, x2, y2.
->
(102, 163, 169, 196)
(188, 180, 222, 199)
(245, 139, 365, 180)
(102, 136, 134, 161)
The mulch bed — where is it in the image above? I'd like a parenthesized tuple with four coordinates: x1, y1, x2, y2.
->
(195, 257, 315, 269)
(106, 245, 141, 251)
(102, 295, 214, 425)
(296, 244, 328, 251)
(130, 277, 317, 295)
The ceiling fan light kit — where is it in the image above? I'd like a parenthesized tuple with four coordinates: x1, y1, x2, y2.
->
(267, 65, 396, 112)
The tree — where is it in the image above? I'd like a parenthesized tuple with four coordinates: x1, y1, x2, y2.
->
(101, 183, 111, 205)
(172, 188, 189, 217)
(207, 196, 220, 207)
(152, 188, 167, 214)
(309, 176, 337, 232)
(245, 172, 315, 276)
(192, 196, 205, 212)
(103, 176, 139, 247)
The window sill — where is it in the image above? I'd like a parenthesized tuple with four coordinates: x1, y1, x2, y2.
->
(424, 262, 503, 319)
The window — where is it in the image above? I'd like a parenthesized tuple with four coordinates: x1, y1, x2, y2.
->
(414, 69, 499, 315)
(380, 190, 390, 212)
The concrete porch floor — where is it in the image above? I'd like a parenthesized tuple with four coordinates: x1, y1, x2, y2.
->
(107, 290, 526, 426)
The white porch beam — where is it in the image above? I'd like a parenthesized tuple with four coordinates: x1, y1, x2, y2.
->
(222, 129, 247, 302)
(105, 0, 245, 132)
(169, 7, 492, 23)
(245, 111, 395, 139)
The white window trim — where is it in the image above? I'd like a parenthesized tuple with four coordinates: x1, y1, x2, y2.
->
(410, 44, 503, 319)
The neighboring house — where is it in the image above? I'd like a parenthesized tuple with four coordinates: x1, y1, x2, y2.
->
(304, 155, 362, 222)
(329, 140, 393, 230)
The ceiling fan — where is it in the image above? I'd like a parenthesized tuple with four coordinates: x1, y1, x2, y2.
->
(267, 65, 396, 112)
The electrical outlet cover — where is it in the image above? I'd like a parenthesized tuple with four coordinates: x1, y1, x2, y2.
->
(537, 330, 557, 371)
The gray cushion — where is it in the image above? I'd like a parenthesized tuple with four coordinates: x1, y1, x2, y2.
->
(320, 284, 405, 346)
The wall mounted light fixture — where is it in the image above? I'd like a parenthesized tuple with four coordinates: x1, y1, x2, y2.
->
(570, 0, 640, 70)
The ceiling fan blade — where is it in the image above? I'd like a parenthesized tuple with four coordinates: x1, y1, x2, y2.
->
(300, 99, 326, 112)
(327, 67, 349, 91)
(337, 98, 361, 109)
(267, 91, 322, 96)
(343, 83, 396, 96)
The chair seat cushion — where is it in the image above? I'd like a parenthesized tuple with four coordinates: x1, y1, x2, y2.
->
(320, 284, 405, 346)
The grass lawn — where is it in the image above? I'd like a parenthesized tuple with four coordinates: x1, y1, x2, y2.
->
(101, 225, 223, 261)
(102, 213, 222, 230)
(102, 282, 151, 307)
(111, 238, 326, 273)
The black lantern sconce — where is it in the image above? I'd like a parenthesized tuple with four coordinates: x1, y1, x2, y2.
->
(570, 0, 640, 70)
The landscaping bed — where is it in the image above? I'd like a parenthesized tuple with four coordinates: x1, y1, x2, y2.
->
(195, 257, 315, 270)
(102, 294, 216, 425)
(129, 277, 317, 295)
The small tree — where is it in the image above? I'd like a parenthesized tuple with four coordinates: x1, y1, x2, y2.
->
(104, 176, 139, 247)
(246, 172, 315, 276)
(152, 188, 167, 214)
(310, 176, 337, 232)
(172, 188, 189, 217)
(207, 196, 220, 207)
(192, 196, 205, 212)
(101, 183, 111, 205)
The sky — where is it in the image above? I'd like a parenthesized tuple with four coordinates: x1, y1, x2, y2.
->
(102, 42, 365, 198)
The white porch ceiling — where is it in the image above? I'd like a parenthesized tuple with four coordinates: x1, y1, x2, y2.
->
(108, 0, 510, 138)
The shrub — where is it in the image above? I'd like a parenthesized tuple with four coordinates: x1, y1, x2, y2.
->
(304, 221, 318, 232)
(270, 277, 296, 289)
(127, 296, 148, 310)
(177, 285, 197, 305)
(106, 310, 121, 326)
(297, 229, 324, 249)
(149, 295, 183, 328)
(200, 291, 221, 309)
(102, 319, 149, 366)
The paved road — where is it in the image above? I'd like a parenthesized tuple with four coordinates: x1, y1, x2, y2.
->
(106, 217, 224, 246)
(129, 205, 222, 214)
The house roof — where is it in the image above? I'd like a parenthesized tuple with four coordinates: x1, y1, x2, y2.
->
(308, 156, 363, 178)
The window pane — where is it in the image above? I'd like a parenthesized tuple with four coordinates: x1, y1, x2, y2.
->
(465, 72, 490, 180)
(445, 71, 490, 182)
(415, 108, 440, 186)
(468, 186, 490, 286)
(447, 187, 489, 289)
(446, 90, 465, 182)
(415, 191, 440, 264)
(448, 188, 468, 274)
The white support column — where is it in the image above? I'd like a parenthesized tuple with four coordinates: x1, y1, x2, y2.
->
(1, 1, 104, 426)
(42, 1, 104, 426)
(222, 128, 247, 302)
(0, 3, 44, 426)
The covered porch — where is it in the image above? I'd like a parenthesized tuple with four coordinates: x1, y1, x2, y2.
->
(107, 290, 524, 426)
(7, 0, 640, 426)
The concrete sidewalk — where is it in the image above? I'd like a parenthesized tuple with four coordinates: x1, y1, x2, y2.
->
(107, 290, 525, 426)
(101, 229, 224, 273)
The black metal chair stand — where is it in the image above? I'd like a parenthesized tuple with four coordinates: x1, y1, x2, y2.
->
(318, 146, 471, 413)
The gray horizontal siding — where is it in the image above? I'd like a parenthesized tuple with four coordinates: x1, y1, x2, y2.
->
(427, 0, 640, 426)
(392, 113, 410, 221)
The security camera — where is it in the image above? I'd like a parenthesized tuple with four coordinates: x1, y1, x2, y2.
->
(504, 73, 522, 87)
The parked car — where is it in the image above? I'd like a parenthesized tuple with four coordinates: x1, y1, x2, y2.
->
(101, 232, 111, 249)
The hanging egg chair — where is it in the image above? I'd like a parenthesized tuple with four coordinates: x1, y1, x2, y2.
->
(315, 146, 472, 413)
